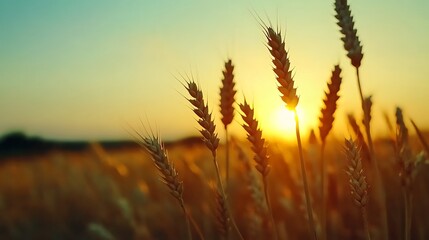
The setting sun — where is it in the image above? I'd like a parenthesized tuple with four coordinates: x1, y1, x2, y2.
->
(261, 104, 310, 142)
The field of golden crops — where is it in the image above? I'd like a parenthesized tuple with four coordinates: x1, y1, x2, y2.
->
(0, 133, 427, 240)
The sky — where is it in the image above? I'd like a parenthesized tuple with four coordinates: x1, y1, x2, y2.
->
(0, 0, 428, 142)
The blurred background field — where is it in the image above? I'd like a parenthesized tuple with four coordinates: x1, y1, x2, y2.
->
(0, 131, 428, 240)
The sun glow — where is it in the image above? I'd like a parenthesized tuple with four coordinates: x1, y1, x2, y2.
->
(262, 105, 309, 142)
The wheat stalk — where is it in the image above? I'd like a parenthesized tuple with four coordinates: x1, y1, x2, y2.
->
(318, 65, 342, 240)
(183, 79, 243, 240)
(334, 0, 376, 160)
(219, 59, 237, 188)
(264, 25, 317, 240)
(395, 107, 425, 240)
(239, 99, 277, 240)
(139, 134, 192, 240)
(344, 138, 371, 240)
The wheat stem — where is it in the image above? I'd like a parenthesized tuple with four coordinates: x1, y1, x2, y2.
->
(180, 200, 194, 240)
(213, 155, 244, 240)
(320, 141, 327, 240)
(357, 68, 389, 240)
(356, 68, 373, 156)
(403, 189, 412, 240)
(262, 177, 279, 240)
(295, 109, 318, 240)
(225, 127, 230, 189)
(362, 208, 372, 240)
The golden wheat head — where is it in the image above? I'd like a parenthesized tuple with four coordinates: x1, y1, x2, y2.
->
(264, 26, 299, 110)
(140, 134, 183, 202)
(344, 138, 369, 208)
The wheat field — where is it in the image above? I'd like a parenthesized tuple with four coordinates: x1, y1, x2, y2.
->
(1, 0, 428, 239)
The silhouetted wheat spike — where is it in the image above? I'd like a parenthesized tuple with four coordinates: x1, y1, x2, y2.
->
(239, 100, 271, 176)
(318, 65, 342, 240)
(219, 59, 236, 128)
(219, 59, 236, 188)
(139, 134, 192, 240)
(344, 138, 371, 240)
(265, 25, 317, 240)
(184, 79, 243, 240)
(319, 65, 343, 142)
(264, 26, 299, 110)
(185, 80, 220, 158)
(334, 0, 363, 68)
(239, 99, 278, 240)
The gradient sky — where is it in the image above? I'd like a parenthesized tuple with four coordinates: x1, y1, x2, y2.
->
(1, 0, 428, 141)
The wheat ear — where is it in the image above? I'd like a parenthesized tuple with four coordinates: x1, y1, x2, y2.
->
(319, 65, 343, 143)
(219, 59, 236, 188)
(344, 138, 371, 240)
(265, 25, 317, 240)
(334, 0, 363, 68)
(239, 99, 277, 240)
(318, 65, 342, 240)
(139, 134, 192, 240)
(183, 79, 243, 240)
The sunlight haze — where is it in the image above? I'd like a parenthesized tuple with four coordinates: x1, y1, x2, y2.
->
(0, 0, 428, 141)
